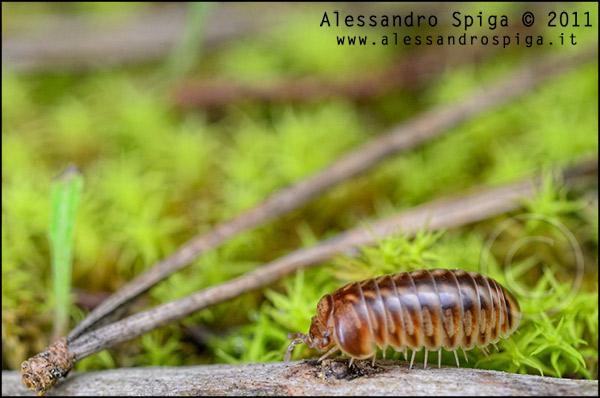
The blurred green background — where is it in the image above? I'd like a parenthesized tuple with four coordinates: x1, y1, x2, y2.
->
(2, 2, 598, 379)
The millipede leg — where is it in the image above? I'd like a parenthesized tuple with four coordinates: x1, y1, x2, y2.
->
(462, 347, 469, 363)
(403, 346, 408, 361)
(284, 338, 306, 362)
(453, 350, 460, 367)
(424, 350, 428, 369)
(481, 346, 490, 359)
(349, 357, 354, 367)
(318, 346, 340, 362)
(409, 350, 416, 369)
(492, 343, 499, 352)
(438, 349, 442, 368)
(371, 354, 376, 367)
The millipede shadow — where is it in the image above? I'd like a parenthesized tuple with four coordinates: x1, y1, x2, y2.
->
(307, 358, 385, 381)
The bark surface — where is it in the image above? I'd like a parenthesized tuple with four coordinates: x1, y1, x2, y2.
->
(3, 360, 598, 396)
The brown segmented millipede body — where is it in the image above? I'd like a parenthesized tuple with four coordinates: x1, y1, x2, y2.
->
(284, 268, 521, 368)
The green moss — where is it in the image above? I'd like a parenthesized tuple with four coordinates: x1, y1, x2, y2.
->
(213, 12, 396, 82)
(219, 102, 367, 216)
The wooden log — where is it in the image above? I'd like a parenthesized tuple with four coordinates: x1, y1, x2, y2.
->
(1, 3, 283, 72)
(2, 3, 448, 73)
(2, 359, 597, 396)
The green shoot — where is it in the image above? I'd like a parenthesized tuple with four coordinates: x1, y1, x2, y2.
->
(167, 2, 213, 79)
(49, 164, 83, 340)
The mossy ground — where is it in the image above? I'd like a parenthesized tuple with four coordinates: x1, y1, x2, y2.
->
(2, 3, 597, 379)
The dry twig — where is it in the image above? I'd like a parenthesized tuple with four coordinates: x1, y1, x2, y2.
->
(173, 25, 535, 109)
(174, 47, 488, 108)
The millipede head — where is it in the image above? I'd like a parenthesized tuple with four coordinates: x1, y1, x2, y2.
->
(308, 316, 333, 350)
(284, 316, 333, 361)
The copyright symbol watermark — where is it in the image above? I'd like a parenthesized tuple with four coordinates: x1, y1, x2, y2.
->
(479, 213, 584, 316)
(522, 11, 535, 27)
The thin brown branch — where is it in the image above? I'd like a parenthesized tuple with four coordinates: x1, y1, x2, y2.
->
(5, 360, 598, 396)
(66, 45, 598, 344)
(174, 47, 486, 108)
(173, 26, 532, 109)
